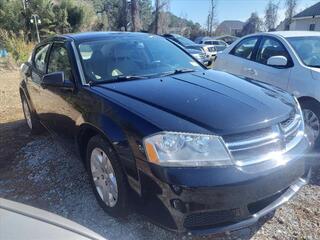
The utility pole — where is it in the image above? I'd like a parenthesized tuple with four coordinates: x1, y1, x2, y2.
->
(30, 14, 41, 43)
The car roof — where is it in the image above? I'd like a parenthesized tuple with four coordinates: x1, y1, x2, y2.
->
(45, 31, 155, 44)
(248, 31, 320, 38)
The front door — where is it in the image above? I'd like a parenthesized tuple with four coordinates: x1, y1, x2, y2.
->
(39, 42, 79, 138)
(221, 36, 260, 79)
(245, 37, 293, 90)
(27, 43, 51, 114)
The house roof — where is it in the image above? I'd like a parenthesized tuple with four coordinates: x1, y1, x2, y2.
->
(294, 2, 320, 18)
(216, 20, 244, 30)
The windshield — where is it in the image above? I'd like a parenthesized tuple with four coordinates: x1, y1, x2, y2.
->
(77, 35, 202, 83)
(287, 36, 320, 67)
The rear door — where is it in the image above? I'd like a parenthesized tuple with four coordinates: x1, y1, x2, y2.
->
(245, 36, 293, 90)
(215, 36, 260, 78)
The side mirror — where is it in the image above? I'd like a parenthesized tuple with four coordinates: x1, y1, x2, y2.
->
(267, 56, 288, 67)
(41, 72, 74, 89)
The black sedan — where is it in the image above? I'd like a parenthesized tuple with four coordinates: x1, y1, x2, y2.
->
(19, 32, 310, 236)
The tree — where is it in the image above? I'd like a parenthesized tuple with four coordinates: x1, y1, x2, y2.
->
(285, 0, 298, 26)
(93, 0, 119, 30)
(241, 12, 263, 36)
(0, 0, 91, 41)
(206, 0, 217, 36)
(131, 0, 142, 31)
(153, 0, 169, 34)
(118, 0, 128, 30)
(264, 0, 279, 31)
(139, 0, 152, 31)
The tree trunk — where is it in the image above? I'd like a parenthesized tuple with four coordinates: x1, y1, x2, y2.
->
(131, 0, 141, 32)
(118, 0, 128, 31)
(155, 0, 160, 34)
(209, 0, 214, 35)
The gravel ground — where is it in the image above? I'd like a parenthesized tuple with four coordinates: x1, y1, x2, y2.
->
(0, 69, 320, 240)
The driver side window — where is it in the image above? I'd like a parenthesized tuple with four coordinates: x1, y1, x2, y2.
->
(34, 44, 50, 72)
(256, 37, 291, 66)
(47, 43, 73, 81)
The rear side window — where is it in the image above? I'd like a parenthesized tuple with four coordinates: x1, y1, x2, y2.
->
(34, 44, 50, 72)
(256, 37, 291, 65)
(231, 37, 258, 60)
(47, 44, 73, 81)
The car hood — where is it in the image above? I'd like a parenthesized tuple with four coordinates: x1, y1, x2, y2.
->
(95, 70, 296, 135)
(0, 198, 106, 240)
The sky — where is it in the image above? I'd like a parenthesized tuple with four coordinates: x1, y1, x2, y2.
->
(166, 0, 319, 27)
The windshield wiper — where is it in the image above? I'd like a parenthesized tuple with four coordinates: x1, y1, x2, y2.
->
(160, 68, 196, 77)
(89, 75, 148, 86)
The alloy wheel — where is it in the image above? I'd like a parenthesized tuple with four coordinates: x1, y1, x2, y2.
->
(90, 147, 118, 207)
(303, 109, 320, 144)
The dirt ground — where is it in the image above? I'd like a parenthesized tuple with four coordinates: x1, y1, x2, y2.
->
(0, 69, 320, 240)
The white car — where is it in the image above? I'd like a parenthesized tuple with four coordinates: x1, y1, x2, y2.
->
(214, 31, 320, 147)
(201, 44, 218, 60)
(200, 39, 229, 52)
(0, 198, 106, 240)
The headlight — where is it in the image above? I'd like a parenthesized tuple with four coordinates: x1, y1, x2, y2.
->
(143, 132, 232, 167)
(191, 53, 201, 59)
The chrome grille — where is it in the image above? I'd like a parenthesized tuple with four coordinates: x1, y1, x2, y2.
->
(224, 114, 304, 166)
(199, 53, 206, 59)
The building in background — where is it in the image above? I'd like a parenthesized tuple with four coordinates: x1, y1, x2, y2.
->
(277, 2, 320, 31)
(215, 20, 244, 36)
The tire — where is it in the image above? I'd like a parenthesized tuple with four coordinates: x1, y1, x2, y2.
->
(21, 94, 43, 134)
(86, 135, 128, 217)
(300, 100, 320, 148)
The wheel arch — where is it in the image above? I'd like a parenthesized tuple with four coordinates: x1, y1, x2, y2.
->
(19, 82, 35, 113)
(297, 96, 320, 105)
(76, 121, 127, 164)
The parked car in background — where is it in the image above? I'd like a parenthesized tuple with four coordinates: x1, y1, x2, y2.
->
(195, 35, 239, 45)
(0, 198, 106, 240)
(213, 35, 239, 45)
(201, 39, 229, 52)
(214, 31, 320, 148)
(20, 32, 310, 236)
(187, 48, 210, 66)
(163, 33, 217, 62)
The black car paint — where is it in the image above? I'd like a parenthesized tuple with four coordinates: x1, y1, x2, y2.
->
(20, 32, 309, 235)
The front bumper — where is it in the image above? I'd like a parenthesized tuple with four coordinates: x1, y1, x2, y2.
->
(187, 170, 310, 236)
(136, 136, 310, 235)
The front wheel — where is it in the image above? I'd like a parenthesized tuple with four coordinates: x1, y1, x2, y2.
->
(301, 100, 320, 148)
(86, 135, 129, 217)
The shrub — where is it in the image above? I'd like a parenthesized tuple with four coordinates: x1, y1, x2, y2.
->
(0, 29, 35, 65)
